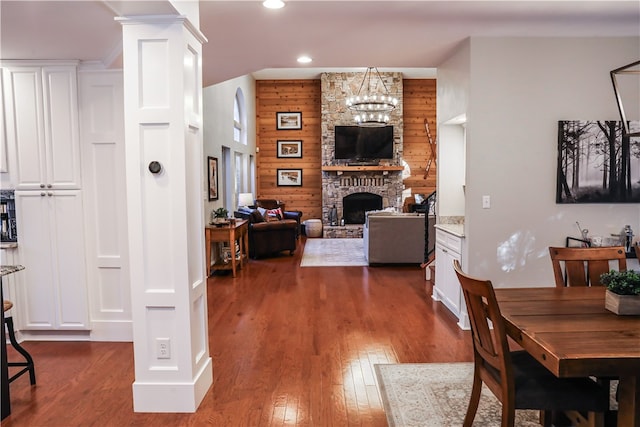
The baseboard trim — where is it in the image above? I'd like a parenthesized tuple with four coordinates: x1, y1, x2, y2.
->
(132, 357, 213, 412)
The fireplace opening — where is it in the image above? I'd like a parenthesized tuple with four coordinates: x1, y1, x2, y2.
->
(343, 192, 382, 224)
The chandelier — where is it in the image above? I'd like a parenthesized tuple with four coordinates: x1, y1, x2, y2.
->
(610, 59, 640, 137)
(346, 67, 398, 127)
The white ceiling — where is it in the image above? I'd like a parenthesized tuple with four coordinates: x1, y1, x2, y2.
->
(1, 1, 639, 87)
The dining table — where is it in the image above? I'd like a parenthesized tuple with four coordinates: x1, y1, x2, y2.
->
(494, 286, 640, 427)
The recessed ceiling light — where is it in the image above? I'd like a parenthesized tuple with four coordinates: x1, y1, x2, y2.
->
(297, 55, 312, 64)
(263, 0, 285, 9)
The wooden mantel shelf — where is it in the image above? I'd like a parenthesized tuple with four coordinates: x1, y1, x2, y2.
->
(322, 165, 404, 172)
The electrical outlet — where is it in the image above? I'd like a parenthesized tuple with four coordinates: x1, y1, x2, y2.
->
(156, 338, 171, 359)
(482, 195, 491, 209)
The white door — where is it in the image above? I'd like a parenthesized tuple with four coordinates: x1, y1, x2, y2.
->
(15, 191, 56, 328)
(41, 66, 81, 190)
(3, 64, 81, 191)
(15, 190, 89, 330)
(3, 66, 47, 190)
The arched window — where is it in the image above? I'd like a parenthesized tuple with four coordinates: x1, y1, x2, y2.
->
(234, 88, 247, 145)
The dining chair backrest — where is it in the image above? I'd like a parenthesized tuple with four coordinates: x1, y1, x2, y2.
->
(453, 260, 513, 404)
(549, 246, 627, 288)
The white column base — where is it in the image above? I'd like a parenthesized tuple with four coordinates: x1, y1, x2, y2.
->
(132, 357, 213, 413)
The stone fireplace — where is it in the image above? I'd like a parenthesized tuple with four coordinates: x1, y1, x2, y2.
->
(320, 72, 405, 237)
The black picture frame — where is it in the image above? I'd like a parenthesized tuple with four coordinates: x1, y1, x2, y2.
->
(277, 140, 303, 158)
(276, 112, 302, 130)
(277, 168, 303, 186)
(556, 120, 640, 204)
(207, 156, 219, 201)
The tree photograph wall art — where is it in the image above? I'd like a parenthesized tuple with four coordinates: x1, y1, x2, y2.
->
(556, 120, 640, 203)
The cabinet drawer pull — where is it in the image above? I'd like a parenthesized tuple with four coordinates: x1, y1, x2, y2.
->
(47, 192, 53, 197)
(40, 192, 46, 197)
(40, 184, 45, 188)
(47, 184, 52, 188)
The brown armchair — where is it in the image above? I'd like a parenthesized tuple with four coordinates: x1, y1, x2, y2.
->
(234, 208, 299, 259)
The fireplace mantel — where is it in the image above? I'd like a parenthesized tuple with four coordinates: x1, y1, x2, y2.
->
(321, 165, 404, 173)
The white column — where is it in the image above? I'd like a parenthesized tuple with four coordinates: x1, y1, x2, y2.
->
(118, 15, 212, 412)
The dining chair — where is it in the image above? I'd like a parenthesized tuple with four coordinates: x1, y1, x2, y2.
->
(453, 260, 609, 427)
(549, 246, 627, 287)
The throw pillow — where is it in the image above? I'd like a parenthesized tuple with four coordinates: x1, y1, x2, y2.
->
(265, 208, 283, 222)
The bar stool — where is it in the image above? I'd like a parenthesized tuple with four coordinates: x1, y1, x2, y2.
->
(3, 300, 35, 384)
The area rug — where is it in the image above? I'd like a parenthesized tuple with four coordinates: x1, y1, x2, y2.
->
(300, 238, 368, 267)
(375, 363, 541, 427)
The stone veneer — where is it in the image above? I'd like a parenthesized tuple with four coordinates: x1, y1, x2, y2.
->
(320, 72, 404, 237)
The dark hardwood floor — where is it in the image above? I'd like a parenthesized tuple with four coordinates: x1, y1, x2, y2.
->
(3, 237, 472, 426)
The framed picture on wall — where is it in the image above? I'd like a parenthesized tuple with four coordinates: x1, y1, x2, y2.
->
(277, 168, 302, 186)
(276, 112, 302, 130)
(207, 156, 219, 201)
(556, 120, 640, 203)
(277, 140, 303, 158)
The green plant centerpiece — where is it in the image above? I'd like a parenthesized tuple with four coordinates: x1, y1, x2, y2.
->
(211, 207, 229, 225)
(600, 270, 640, 315)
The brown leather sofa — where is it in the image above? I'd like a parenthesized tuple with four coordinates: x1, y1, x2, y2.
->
(234, 207, 301, 259)
(254, 199, 303, 237)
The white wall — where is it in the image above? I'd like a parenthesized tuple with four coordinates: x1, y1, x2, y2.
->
(78, 69, 131, 341)
(202, 75, 256, 221)
(462, 37, 640, 286)
(437, 40, 470, 219)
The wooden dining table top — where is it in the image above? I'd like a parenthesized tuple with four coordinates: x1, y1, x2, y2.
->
(494, 286, 640, 427)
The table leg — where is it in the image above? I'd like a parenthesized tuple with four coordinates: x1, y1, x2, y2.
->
(1, 277, 10, 420)
(618, 375, 639, 427)
(229, 233, 237, 278)
(243, 228, 249, 266)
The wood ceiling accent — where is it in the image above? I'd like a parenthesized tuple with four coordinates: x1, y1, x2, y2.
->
(255, 78, 436, 222)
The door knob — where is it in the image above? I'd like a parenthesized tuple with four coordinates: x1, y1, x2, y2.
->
(148, 161, 163, 174)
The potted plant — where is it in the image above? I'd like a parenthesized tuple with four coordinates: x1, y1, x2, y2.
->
(600, 270, 640, 315)
(211, 207, 229, 225)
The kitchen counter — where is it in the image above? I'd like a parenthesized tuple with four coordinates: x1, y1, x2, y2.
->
(434, 223, 464, 237)
(0, 243, 18, 249)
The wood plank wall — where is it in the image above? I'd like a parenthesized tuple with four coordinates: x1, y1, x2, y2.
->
(256, 80, 323, 220)
(255, 78, 436, 221)
(403, 79, 437, 199)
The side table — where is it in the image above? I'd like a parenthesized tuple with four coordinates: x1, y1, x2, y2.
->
(205, 220, 249, 278)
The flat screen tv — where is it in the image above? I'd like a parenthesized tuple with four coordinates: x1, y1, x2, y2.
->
(334, 126, 394, 160)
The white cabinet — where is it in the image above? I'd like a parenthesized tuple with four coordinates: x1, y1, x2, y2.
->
(2, 63, 81, 190)
(433, 226, 469, 329)
(15, 190, 89, 330)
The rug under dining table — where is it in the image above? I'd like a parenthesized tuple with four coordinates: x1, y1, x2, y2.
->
(374, 362, 541, 427)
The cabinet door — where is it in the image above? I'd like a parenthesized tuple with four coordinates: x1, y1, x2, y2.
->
(15, 191, 56, 328)
(3, 66, 81, 191)
(49, 190, 89, 329)
(3, 67, 47, 190)
(435, 243, 461, 316)
(42, 66, 81, 190)
(15, 190, 89, 330)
